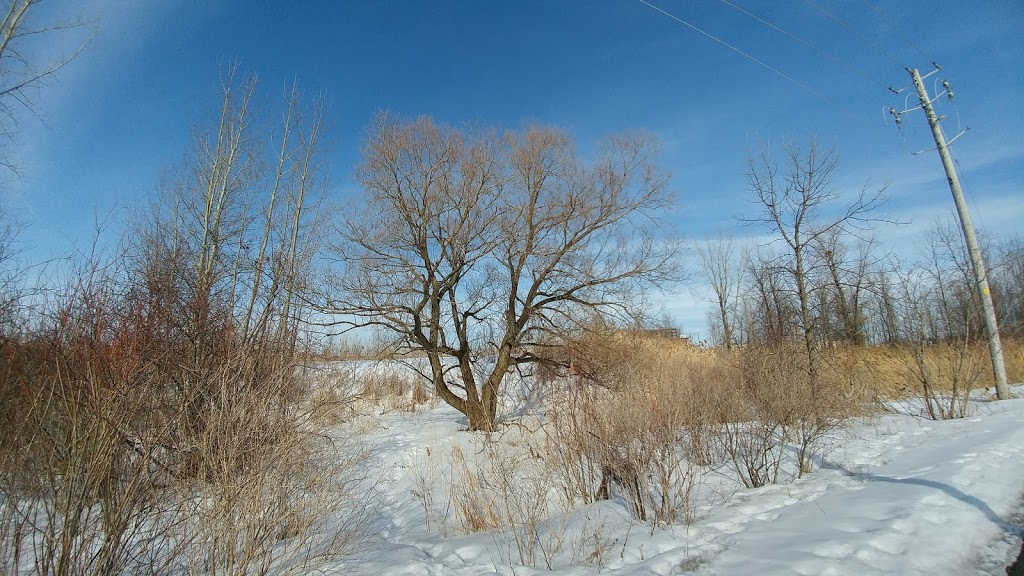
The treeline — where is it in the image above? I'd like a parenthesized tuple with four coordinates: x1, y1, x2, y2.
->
(699, 184, 1023, 350)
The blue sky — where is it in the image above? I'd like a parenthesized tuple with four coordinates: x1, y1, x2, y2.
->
(9, 0, 1023, 336)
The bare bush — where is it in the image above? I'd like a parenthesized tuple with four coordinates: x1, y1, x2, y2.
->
(445, 437, 571, 569)
(174, 360, 369, 576)
(906, 342, 985, 419)
(0, 257, 186, 576)
(543, 381, 603, 507)
(888, 226, 992, 418)
(482, 441, 565, 568)
(546, 333, 729, 525)
(0, 62, 358, 571)
(722, 343, 859, 484)
(409, 448, 451, 535)
(0, 250, 369, 575)
(569, 513, 615, 571)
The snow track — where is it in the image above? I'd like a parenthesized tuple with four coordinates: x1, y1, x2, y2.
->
(709, 401, 1024, 575)
(325, 392, 1024, 575)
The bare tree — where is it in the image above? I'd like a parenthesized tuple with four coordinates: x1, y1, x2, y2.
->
(139, 66, 325, 347)
(812, 230, 875, 345)
(888, 223, 988, 418)
(323, 115, 680, 431)
(127, 65, 328, 461)
(865, 266, 902, 344)
(0, 1, 91, 318)
(745, 244, 797, 344)
(695, 232, 744, 349)
(1, 0, 92, 174)
(991, 235, 1024, 338)
(744, 138, 887, 392)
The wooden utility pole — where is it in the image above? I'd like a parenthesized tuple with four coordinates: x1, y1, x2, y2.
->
(908, 66, 1011, 400)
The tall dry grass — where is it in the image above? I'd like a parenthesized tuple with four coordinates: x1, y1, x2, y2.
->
(545, 332, 877, 501)
(436, 438, 571, 569)
(546, 333, 738, 524)
(828, 339, 1024, 400)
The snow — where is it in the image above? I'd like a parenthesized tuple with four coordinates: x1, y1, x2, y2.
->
(19, 360, 1018, 575)
(299, 372, 1024, 576)
(710, 403, 1024, 575)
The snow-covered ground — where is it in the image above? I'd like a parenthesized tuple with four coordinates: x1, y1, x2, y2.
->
(313, 378, 1024, 576)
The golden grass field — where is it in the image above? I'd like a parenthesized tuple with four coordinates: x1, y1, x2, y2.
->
(613, 335, 1024, 401)
(822, 339, 1024, 398)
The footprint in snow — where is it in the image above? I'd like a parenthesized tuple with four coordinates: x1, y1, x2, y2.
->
(811, 541, 855, 560)
(867, 534, 907, 555)
(949, 452, 978, 465)
(891, 517, 918, 535)
(706, 520, 745, 535)
(892, 465, 935, 480)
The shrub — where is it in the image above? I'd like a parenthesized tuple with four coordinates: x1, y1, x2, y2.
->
(0, 259, 369, 575)
(546, 332, 734, 525)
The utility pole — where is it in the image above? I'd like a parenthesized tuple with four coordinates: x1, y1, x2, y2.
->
(902, 66, 1010, 400)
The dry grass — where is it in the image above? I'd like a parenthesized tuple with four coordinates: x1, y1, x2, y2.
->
(546, 332, 736, 524)
(445, 437, 572, 569)
(830, 339, 1024, 399)
(541, 332, 1018, 501)
(357, 369, 432, 413)
(546, 332, 881, 497)
(309, 383, 355, 426)
(448, 445, 504, 534)
(1007, 339, 1024, 384)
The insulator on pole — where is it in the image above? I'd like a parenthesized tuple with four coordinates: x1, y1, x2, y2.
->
(888, 107, 902, 126)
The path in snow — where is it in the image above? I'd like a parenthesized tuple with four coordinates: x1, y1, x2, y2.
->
(706, 401, 1024, 575)
(326, 390, 1024, 576)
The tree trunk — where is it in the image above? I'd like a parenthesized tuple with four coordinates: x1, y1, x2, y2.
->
(795, 247, 820, 396)
(718, 295, 733, 350)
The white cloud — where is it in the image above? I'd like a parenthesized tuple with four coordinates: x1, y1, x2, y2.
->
(13, 0, 191, 184)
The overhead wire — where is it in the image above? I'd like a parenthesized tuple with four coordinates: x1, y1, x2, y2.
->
(637, 0, 869, 122)
(715, 0, 890, 92)
(859, 0, 933, 64)
(714, 0, 986, 243)
(802, 0, 905, 70)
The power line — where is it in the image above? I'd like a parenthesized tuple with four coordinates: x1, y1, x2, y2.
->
(716, 0, 890, 91)
(802, 0, 904, 69)
(638, 0, 864, 120)
(859, 0, 932, 64)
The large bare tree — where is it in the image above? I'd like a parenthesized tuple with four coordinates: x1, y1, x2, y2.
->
(324, 115, 680, 431)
